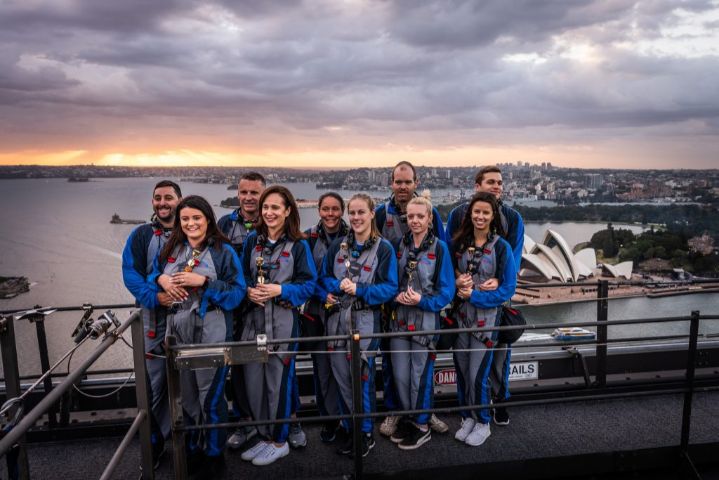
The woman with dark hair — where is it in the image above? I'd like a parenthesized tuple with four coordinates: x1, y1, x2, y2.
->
(302, 192, 349, 443)
(238, 185, 317, 466)
(450, 192, 516, 448)
(150, 195, 246, 476)
(320, 193, 398, 457)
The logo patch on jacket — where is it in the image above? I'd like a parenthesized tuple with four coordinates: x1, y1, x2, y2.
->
(363, 265, 371, 272)
(386, 220, 394, 227)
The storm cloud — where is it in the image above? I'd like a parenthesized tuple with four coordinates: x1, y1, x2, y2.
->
(1, 0, 718, 167)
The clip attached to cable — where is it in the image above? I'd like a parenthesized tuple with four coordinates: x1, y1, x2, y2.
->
(256, 333, 268, 352)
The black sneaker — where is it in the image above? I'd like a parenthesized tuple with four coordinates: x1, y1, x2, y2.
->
(336, 431, 353, 455)
(348, 433, 375, 458)
(320, 420, 340, 443)
(493, 406, 510, 426)
(390, 418, 412, 444)
(398, 424, 431, 450)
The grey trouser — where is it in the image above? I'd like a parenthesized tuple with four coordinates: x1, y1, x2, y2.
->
(453, 333, 494, 424)
(390, 337, 434, 425)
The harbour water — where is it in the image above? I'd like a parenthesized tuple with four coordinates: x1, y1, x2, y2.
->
(0, 178, 716, 376)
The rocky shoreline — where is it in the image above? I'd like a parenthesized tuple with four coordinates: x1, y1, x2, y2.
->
(0, 276, 30, 299)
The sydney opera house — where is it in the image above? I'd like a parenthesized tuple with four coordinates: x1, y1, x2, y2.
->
(519, 229, 634, 282)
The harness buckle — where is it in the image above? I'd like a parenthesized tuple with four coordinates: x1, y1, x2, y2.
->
(256, 333, 268, 352)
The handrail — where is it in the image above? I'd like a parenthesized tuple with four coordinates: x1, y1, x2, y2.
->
(0, 310, 139, 455)
(167, 313, 718, 351)
(0, 310, 154, 480)
(2, 277, 717, 314)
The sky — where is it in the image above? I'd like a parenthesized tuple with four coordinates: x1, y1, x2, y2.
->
(1, 0, 718, 169)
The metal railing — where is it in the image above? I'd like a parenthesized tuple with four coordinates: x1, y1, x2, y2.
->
(0, 310, 154, 480)
(164, 307, 718, 480)
(1, 279, 718, 479)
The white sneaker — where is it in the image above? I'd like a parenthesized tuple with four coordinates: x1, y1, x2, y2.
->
(464, 422, 491, 447)
(379, 416, 400, 437)
(454, 417, 476, 442)
(252, 442, 290, 466)
(240, 441, 269, 461)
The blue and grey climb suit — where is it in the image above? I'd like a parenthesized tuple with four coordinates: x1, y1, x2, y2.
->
(239, 232, 317, 443)
(122, 221, 172, 442)
(148, 241, 246, 457)
(218, 209, 256, 420)
(451, 235, 516, 424)
(447, 201, 524, 403)
(303, 221, 348, 420)
(320, 235, 398, 433)
(375, 195, 446, 411)
(391, 232, 455, 425)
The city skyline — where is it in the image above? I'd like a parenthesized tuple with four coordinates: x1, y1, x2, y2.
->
(2, 1, 718, 169)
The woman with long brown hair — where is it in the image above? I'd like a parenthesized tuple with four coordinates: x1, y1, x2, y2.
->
(237, 185, 317, 467)
(450, 192, 516, 448)
(151, 195, 246, 476)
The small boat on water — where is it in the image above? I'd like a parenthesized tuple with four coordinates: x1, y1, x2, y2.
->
(552, 327, 596, 341)
(109, 213, 144, 225)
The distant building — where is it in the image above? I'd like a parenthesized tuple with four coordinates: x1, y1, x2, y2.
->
(584, 173, 604, 189)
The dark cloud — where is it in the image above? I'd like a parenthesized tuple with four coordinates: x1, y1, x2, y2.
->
(0, 0, 717, 167)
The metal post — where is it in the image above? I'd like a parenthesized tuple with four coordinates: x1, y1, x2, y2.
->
(31, 311, 57, 428)
(680, 311, 700, 452)
(594, 280, 609, 387)
(350, 330, 363, 480)
(0, 315, 30, 480)
(677, 310, 701, 479)
(166, 335, 187, 480)
(130, 313, 154, 480)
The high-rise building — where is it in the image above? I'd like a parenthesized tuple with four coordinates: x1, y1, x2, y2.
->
(584, 173, 604, 189)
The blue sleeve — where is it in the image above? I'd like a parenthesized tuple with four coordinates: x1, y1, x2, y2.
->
(469, 239, 517, 309)
(280, 240, 318, 306)
(446, 204, 464, 248)
(375, 204, 387, 232)
(431, 207, 447, 243)
(417, 241, 456, 312)
(506, 209, 525, 268)
(121, 227, 158, 309)
(355, 240, 398, 306)
(217, 215, 231, 236)
(202, 244, 246, 312)
(320, 240, 342, 295)
(241, 232, 257, 287)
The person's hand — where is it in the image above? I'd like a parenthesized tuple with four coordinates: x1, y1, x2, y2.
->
(457, 287, 473, 300)
(326, 293, 338, 305)
(401, 286, 421, 305)
(256, 283, 282, 300)
(158, 274, 188, 301)
(171, 271, 206, 288)
(340, 278, 357, 295)
(455, 273, 472, 290)
(157, 292, 174, 307)
(479, 278, 499, 291)
(247, 287, 265, 306)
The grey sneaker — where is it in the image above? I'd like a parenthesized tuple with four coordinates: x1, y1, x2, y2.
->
(379, 415, 400, 437)
(429, 414, 449, 433)
(227, 426, 258, 450)
(288, 423, 307, 448)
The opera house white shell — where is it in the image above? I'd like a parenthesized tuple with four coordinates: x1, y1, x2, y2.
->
(519, 229, 633, 282)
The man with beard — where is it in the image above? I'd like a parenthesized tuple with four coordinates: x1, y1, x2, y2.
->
(446, 166, 524, 427)
(375, 161, 449, 438)
(121, 179, 182, 470)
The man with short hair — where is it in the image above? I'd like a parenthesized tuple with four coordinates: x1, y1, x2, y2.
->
(218, 172, 269, 450)
(122, 179, 182, 469)
(375, 161, 448, 437)
(447, 166, 524, 426)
